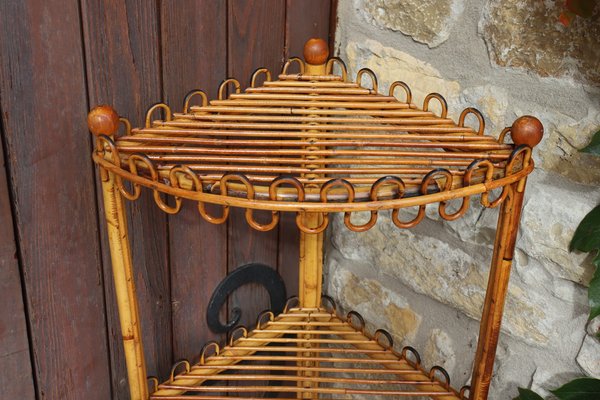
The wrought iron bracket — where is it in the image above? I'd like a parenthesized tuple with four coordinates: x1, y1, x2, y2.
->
(206, 263, 287, 334)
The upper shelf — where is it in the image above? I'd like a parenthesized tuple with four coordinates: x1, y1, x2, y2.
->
(88, 39, 543, 233)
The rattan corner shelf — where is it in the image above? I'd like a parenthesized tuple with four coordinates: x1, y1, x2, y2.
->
(88, 38, 543, 400)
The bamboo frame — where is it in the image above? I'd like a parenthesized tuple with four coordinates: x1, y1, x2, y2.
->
(100, 166, 148, 400)
(88, 38, 543, 400)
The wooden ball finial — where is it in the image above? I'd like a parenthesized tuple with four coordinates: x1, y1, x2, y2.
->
(303, 38, 329, 65)
(511, 115, 543, 147)
(88, 105, 119, 136)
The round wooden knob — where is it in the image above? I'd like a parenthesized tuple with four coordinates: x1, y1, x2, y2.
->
(303, 38, 329, 65)
(511, 115, 543, 147)
(88, 105, 119, 136)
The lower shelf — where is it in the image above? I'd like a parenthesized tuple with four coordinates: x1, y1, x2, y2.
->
(150, 299, 468, 399)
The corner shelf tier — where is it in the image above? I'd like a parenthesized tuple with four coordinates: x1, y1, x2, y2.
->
(149, 299, 467, 399)
(91, 61, 533, 232)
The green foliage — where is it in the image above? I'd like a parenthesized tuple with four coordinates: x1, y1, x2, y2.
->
(580, 130, 600, 156)
(569, 204, 600, 323)
(550, 378, 600, 399)
(514, 387, 544, 400)
(516, 378, 600, 400)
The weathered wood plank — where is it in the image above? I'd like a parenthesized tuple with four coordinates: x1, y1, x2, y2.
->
(227, 0, 286, 327)
(160, 0, 228, 362)
(0, 115, 36, 399)
(285, 0, 333, 58)
(80, 0, 172, 394)
(0, 1, 112, 398)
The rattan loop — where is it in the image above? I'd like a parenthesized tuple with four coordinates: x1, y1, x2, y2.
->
(460, 385, 471, 399)
(325, 57, 348, 81)
(401, 346, 421, 368)
(118, 117, 131, 136)
(374, 329, 394, 349)
(282, 57, 305, 75)
(228, 326, 248, 346)
(251, 67, 272, 88)
(320, 295, 336, 313)
(218, 78, 241, 100)
(283, 296, 300, 313)
(356, 68, 378, 93)
(183, 90, 208, 113)
(389, 81, 412, 104)
(346, 310, 366, 333)
(429, 168, 470, 221)
(169, 360, 190, 383)
(199, 341, 220, 364)
(429, 365, 451, 388)
(145, 103, 172, 128)
(256, 310, 275, 329)
(498, 127, 511, 144)
(459, 107, 485, 136)
(465, 159, 504, 208)
(147, 376, 159, 394)
(269, 176, 305, 201)
(423, 93, 448, 118)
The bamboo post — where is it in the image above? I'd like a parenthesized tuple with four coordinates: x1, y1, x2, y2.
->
(298, 38, 329, 399)
(470, 116, 543, 400)
(88, 106, 149, 400)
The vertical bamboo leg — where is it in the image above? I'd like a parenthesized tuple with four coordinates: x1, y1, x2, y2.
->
(101, 169, 149, 400)
(470, 182, 525, 400)
(296, 38, 329, 399)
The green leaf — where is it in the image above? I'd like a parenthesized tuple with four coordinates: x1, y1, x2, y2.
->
(570, 205, 600, 252)
(566, 0, 597, 18)
(550, 377, 600, 400)
(581, 130, 600, 156)
(589, 263, 600, 321)
(514, 387, 545, 400)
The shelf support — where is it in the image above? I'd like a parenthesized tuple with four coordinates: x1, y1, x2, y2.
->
(89, 106, 148, 400)
(470, 182, 524, 400)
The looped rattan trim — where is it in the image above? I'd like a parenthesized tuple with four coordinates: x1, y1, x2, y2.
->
(251, 67, 272, 88)
(401, 346, 422, 368)
(346, 310, 366, 333)
(145, 103, 172, 128)
(429, 365, 451, 388)
(459, 107, 485, 136)
(389, 81, 412, 104)
(227, 325, 248, 346)
(431, 168, 470, 221)
(218, 78, 241, 100)
(498, 126, 511, 144)
(169, 360, 190, 383)
(423, 93, 448, 118)
(256, 310, 275, 329)
(466, 159, 504, 208)
(374, 328, 394, 350)
(199, 341, 220, 364)
(320, 295, 336, 313)
(283, 296, 300, 313)
(282, 57, 305, 75)
(119, 117, 131, 136)
(460, 385, 472, 400)
(147, 376, 159, 394)
(183, 89, 208, 113)
(356, 68, 378, 93)
(325, 57, 348, 81)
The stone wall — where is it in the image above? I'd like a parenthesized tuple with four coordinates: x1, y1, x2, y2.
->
(326, 1, 600, 398)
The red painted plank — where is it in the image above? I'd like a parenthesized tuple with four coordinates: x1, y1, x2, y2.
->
(0, 1, 112, 398)
(80, 0, 172, 394)
(0, 119, 36, 399)
(160, 0, 228, 362)
(228, 0, 287, 327)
